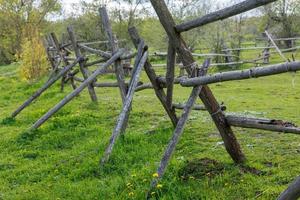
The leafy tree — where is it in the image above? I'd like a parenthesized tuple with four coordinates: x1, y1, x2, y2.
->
(0, 0, 61, 65)
(264, 0, 300, 47)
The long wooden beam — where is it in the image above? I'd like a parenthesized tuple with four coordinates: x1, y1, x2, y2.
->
(11, 59, 79, 118)
(77, 43, 111, 59)
(150, 0, 245, 164)
(226, 115, 300, 135)
(175, 0, 277, 32)
(30, 49, 125, 129)
(67, 26, 98, 102)
(99, 7, 127, 104)
(100, 50, 149, 165)
(265, 30, 289, 62)
(180, 61, 300, 87)
(148, 60, 210, 195)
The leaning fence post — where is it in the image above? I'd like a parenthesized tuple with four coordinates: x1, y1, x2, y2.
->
(67, 26, 98, 102)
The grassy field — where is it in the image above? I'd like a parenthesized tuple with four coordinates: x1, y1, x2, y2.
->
(0, 54, 300, 199)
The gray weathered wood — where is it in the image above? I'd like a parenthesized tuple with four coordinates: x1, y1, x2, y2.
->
(166, 42, 175, 109)
(265, 30, 289, 62)
(77, 43, 111, 59)
(42, 38, 56, 70)
(120, 41, 145, 134)
(175, 0, 277, 32)
(172, 103, 206, 111)
(128, 27, 178, 127)
(30, 49, 125, 129)
(135, 83, 153, 91)
(181, 61, 300, 87)
(67, 26, 98, 102)
(50, 32, 72, 92)
(150, 0, 245, 163)
(278, 176, 300, 200)
(99, 7, 127, 104)
(153, 52, 239, 58)
(148, 60, 210, 194)
(100, 51, 149, 165)
(226, 115, 300, 135)
(11, 59, 79, 118)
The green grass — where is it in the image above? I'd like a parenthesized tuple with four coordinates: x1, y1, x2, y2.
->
(0, 53, 300, 199)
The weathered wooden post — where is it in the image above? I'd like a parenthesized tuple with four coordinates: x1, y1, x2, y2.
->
(99, 7, 127, 103)
(148, 59, 210, 193)
(30, 49, 125, 129)
(11, 59, 80, 118)
(128, 27, 178, 127)
(150, 0, 246, 164)
(67, 26, 98, 102)
(100, 44, 149, 165)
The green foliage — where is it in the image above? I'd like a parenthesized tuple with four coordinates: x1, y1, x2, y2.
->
(0, 0, 61, 65)
(19, 28, 48, 82)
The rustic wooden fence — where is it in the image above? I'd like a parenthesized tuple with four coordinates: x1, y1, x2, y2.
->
(9, 0, 300, 198)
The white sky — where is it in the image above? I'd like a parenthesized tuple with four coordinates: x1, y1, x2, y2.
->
(60, 0, 231, 16)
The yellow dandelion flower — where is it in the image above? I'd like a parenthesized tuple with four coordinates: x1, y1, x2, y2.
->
(128, 192, 134, 196)
(152, 173, 159, 178)
(126, 183, 132, 187)
(156, 184, 163, 189)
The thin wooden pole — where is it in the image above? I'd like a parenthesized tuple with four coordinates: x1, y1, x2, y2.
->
(100, 50, 149, 165)
(42, 38, 56, 70)
(11, 59, 79, 118)
(148, 60, 210, 195)
(120, 41, 145, 134)
(128, 27, 178, 127)
(30, 49, 125, 129)
(67, 26, 98, 102)
(99, 7, 127, 104)
(50, 32, 71, 92)
(265, 30, 289, 62)
(166, 41, 175, 109)
(77, 43, 111, 59)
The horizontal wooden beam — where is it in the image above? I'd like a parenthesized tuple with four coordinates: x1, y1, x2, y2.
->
(152, 51, 239, 58)
(77, 43, 111, 58)
(226, 115, 300, 135)
(181, 61, 300, 87)
(172, 103, 206, 111)
(175, 0, 277, 32)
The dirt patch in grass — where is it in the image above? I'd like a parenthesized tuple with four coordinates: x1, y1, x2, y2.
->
(239, 165, 265, 175)
(178, 158, 224, 181)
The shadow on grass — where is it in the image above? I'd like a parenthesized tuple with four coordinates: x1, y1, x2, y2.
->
(16, 129, 41, 146)
(1, 117, 16, 125)
(178, 158, 266, 181)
